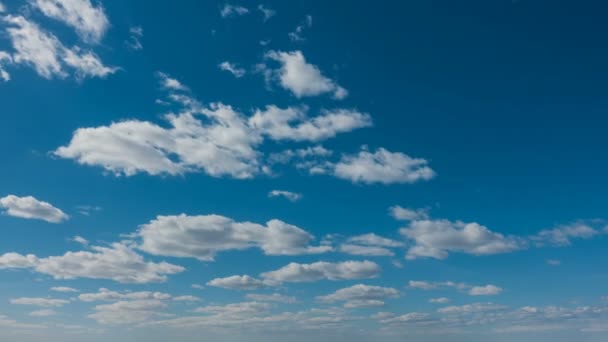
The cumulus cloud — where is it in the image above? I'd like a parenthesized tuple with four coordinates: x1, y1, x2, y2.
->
(220, 4, 249, 18)
(207, 275, 269, 291)
(531, 222, 603, 246)
(400, 219, 521, 260)
(339, 244, 394, 256)
(339, 233, 403, 256)
(468, 285, 503, 296)
(330, 147, 435, 185)
(50, 286, 79, 293)
(250, 106, 371, 141)
(317, 284, 399, 308)
(10, 297, 70, 307)
(2, 15, 116, 80)
(29, 0, 109, 43)
(268, 190, 302, 202)
(261, 260, 380, 284)
(0, 195, 68, 223)
(78, 288, 172, 302)
(89, 299, 168, 325)
(389, 206, 429, 221)
(264, 50, 348, 99)
(219, 61, 246, 78)
(137, 214, 330, 261)
(0, 243, 184, 283)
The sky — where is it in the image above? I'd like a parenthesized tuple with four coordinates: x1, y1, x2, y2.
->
(0, 0, 608, 341)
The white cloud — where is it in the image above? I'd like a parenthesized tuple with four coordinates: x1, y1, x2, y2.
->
(339, 232, 403, 256)
(29, 309, 57, 317)
(261, 260, 380, 284)
(429, 297, 450, 304)
(137, 214, 330, 261)
(29, 0, 109, 43)
(265, 50, 348, 99)
(339, 244, 394, 256)
(0, 51, 12, 81)
(173, 296, 200, 302)
(0, 2, 5, 12)
(72, 235, 89, 245)
(468, 285, 503, 296)
(10, 297, 70, 307)
(219, 61, 246, 78)
(400, 219, 521, 260)
(220, 4, 249, 18)
(3, 15, 116, 79)
(346, 233, 403, 248)
(78, 288, 172, 302)
(288, 15, 312, 42)
(389, 206, 429, 221)
(0, 195, 68, 223)
(437, 302, 507, 314)
(157, 71, 188, 91)
(257, 5, 275, 21)
(89, 299, 168, 325)
(245, 293, 296, 303)
(317, 284, 399, 308)
(331, 147, 435, 185)
(207, 275, 269, 290)
(250, 106, 371, 141)
(0, 243, 184, 283)
(126, 26, 143, 51)
(531, 222, 602, 246)
(50, 286, 78, 293)
(408, 280, 443, 290)
(268, 190, 302, 202)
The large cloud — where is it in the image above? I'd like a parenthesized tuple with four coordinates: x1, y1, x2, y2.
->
(137, 214, 331, 261)
(0, 195, 68, 223)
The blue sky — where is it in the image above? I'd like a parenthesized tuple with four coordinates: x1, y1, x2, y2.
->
(0, 0, 608, 341)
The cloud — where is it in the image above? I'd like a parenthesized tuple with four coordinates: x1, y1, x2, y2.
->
(0, 51, 12, 81)
(72, 235, 89, 246)
(29, 309, 57, 317)
(2, 15, 116, 80)
(220, 4, 249, 18)
(10, 297, 70, 307)
(207, 275, 269, 290)
(346, 233, 403, 247)
(89, 300, 168, 325)
(157, 71, 188, 91)
(289, 15, 312, 42)
(250, 106, 371, 141)
(437, 302, 507, 314)
(389, 206, 429, 221)
(126, 26, 143, 51)
(338, 233, 403, 256)
(317, 284, 399, 308)
(468, 285, 503, 296)
(261, 260, 380, 284)
(0, 243, 184, 283)
(173, 296, 200, 302)
(78, 288, 172, 302)
(268, 190, 302, 202)
(429, 297, 450, 304)
(400, 219, 521, 260)
(0, 195, 69, 223)
(245, 293, 296, 303)
(257, 5, 275, 21)
(50, 286, 79, 293)
(137, 214, 330, 261)
(339, 244, 394, 256)
(531, 222, 603, 246)
(330, 147, 435, 185)
(29, 0, 109, 43)
(0, 2, 5, 12)
(219, 61, 246, 78)
(264, 50, 348, 99)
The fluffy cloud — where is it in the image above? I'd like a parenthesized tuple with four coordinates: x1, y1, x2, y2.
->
(10, 297, 70, 307)
(2, 15, 116, 79)
(264, 50, 347, 99)
(0, 195, 68, 223)
(89, 300, 168, 325)
(250, 106, 371, 141)
(339, 233, 403, 256)
(317, 284, 399, 308)
(339, 244, 394, 256)
(346, 233, 403, 248)
(261, 260, 380, 284)
(207, 275, 269, 291)
(0, 243, 184, 283)
(389, 206, 429, 221)
(50, 286, 79, 293)
(268, 190, 302, 202)
(220, 4, 249, 18)
(400, 219, 521, 259)
(531, 222, 603, 246)
(29, 0, 109, 43)
(331, 147, 435, 185)
(468, 285, 503, 296)
(78, 288, 172, 302)
(219, 61, 246, 78)
(137, 214, 330, 261)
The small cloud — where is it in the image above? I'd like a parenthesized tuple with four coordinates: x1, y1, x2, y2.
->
(126, 26, 143, 51)
(289, 15, 312, 42)
(468, 285, 503, 296)
(71, 236, 89, 246)
(0, 195, 69, 223)
(220, 4, 249, 18)
(268, 190, 302, 202)
(258, 5, 276, 21)
(219, 61, 246, 78)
